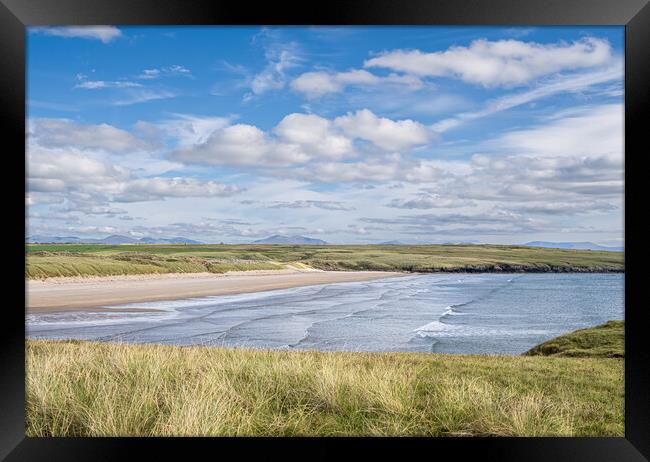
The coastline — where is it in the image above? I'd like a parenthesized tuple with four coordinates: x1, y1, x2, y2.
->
(26, 269, 407, 313)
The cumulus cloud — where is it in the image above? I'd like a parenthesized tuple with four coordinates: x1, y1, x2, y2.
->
(290, 69, 422, 98)
(29, 118, 155, 153)
(28, 149, 129, 189)
(365, 37, 612, 87)
(172, 123, 307, 167)
(27, 145, 242, 211)
(334, 109, 430, 151)
(170, 109, 427, 167)
(33, 26, 122, 43)
(274, 113, 353, 158)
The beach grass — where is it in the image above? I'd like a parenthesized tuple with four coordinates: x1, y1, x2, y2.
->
(25, 251, 284, 279)
(524, 320, 624, 358)
(25, 244, 624, 279)
(26, 339, 623, 437)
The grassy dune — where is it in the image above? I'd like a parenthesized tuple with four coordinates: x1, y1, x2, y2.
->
(25, 244, 624, 279)
(26, 251, 284, 279)
(525, 320, 624, 358)
(26, 340, 623, 437)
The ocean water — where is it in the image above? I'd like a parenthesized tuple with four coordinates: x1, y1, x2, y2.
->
(26, 273, 624, 355)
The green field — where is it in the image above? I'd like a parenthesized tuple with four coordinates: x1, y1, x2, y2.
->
(525, 320, 624, 358)
(26, 339, 623, 437)
(25, 243, 624, 279)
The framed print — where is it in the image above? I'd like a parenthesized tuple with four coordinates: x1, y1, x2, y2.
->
(2, 0, 649, 459)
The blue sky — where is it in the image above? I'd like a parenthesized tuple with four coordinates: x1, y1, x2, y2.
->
(27, 26, 624, 245)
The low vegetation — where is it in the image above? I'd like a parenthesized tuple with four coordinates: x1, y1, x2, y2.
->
(524, 320, 624, 358)
(26, 339, 623, 437)
(25, 244, 624, 279)
(25, 251, 283, 279)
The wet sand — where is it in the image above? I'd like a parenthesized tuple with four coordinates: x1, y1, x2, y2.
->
(26, 269, 406, 313)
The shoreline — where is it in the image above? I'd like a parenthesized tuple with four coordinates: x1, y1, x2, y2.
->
(26, 269, 407, 313)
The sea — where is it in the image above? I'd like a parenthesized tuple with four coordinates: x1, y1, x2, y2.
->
(26, 273, 624, 355)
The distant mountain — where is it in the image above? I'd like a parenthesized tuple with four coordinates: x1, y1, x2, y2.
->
(378, 240, 406, 245)
(524, 241, 623, 252)
(252, 235, 328, 245)
(102, 234, 139, 244)
(442, 240, 481, 245)
(27, 235, 83, 244)
(137, 236, 203, 245)
(26, 234, 203, 245)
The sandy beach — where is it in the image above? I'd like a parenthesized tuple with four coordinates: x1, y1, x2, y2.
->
(26, 269, 406, 313)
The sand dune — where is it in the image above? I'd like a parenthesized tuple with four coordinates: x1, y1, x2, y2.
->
(26, 269, 405, 313)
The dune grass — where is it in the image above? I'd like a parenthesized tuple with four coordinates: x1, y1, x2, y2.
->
(26, 340, 623, 437)
(525, 320, 624, 358)
(25, 251, 284, 279)
(25, 243, 624, 279)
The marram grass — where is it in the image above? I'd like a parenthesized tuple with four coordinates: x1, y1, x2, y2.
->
(26, 340, 623, 437)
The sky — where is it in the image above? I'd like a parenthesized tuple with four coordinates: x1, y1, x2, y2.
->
(26, 26, 624, 245)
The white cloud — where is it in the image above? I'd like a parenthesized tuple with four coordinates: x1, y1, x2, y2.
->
(266, 200, 355, 211)
(153, 114, 233, 146)
(26, 193, 65, 207)
(360, 209, 549, 236)
(493, 103, 623, 159)
(110, 177, 241, 202)
(365, 37, 613, 87)
(75, 80, 142, 89)
(171, 109, 427, 167)
(33, 26, 122, 43)
(140, 69, 161, 79)
(290, 156, 467, 184)
(27, 144, 242, 209)
(291, 156, 410, 183)
(243, 42, 301, 101)
(172, 123, 310, 167)
(137, 65, 191, 80)
(290, 69, 422, 98)
(113, 90, 176, 106)
(274, 113, 353, 158)
(446, 104, 625, 202)
(29, 118, 154, 153)
(28, 178, 67, 193)
(431, 62, 622, 133)
(334, 109, 430, 151)
(388, 193, 474, 209)
(28, 148, 129, 190)
(505, 201, 617, 215)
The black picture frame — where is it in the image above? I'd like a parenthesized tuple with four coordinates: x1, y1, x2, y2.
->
(3, 0, 648, 459)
